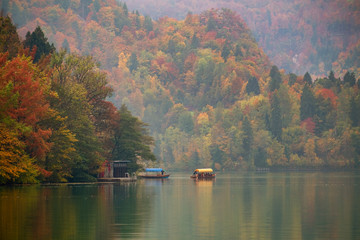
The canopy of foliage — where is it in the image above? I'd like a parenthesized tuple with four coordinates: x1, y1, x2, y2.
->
(1, 1, 360, 176)
(118, 0, 360, 77)
(0, 15, 155, 184)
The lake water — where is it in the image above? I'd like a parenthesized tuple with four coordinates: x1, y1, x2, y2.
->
(1, 172, 359, 240)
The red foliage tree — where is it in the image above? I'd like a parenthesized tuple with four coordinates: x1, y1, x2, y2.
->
(301, 117, 316, 134)
(316, 88, 338, 108)
(0, 53, 52, 160)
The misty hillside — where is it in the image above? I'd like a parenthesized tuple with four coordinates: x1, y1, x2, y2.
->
(121, 0, 360, 77)
(1, 0, 360, 172)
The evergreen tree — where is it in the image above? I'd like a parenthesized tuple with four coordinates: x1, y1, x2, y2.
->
(270, 93, 282, 141)
(24, 26, 55, 62)
(303, 72, 312, 85)
(191, 33, 199, 49)
(93, 0, 101, 12)
(127, 52, 138, 73)
(350, 96, 360, 127)
(123, 2, 128, 16)
(242, 116, 253, 163)
(324, 70, 341, 90)
(135, 15, 141, 29)
(343, 71, 356, 87)
(221, 42, 231, 62)
(234, 43, 243, 61)
(246, 76, 260, 95)
(144, 16, 153, 32)
(168, 39, 176, 56)
(254, 147, 268, 168)
(300, 84, 316, 121)
(269, 65, 282, 92)
(207, 14, 216, 32)
(190, 151, 200, 169)
(178, 111, 194, 134)
(55, 0, 70, 10)
(80, 0, 92, 19)
(61, 38, 70, 52)
(288, 73, 297, 86)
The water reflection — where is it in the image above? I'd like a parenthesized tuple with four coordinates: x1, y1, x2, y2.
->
(0, 172, 359, 240)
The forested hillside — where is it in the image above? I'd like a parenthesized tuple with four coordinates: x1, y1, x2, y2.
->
(0, 15, 156, 184)
(119, 0, 360, 77)
(1, 1, 360, 175)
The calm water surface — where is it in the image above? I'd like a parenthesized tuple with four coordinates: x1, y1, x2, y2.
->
(1, 172, 359, 240)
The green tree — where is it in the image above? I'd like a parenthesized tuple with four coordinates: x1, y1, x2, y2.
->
(127, 52, 139, 73)
(50, 52, 113, 179)
(191, 33, 199, 49)
(144, 16, 153, 32)
(269, 65, 282, 92)
(234, 43, 243, 61)
(270, 92, 282, 141)
(55, 0, 70, 10)
(343, 71, 356, 87)
(207, 14, 216, 32)
(24, 26, 55, 62)
(242, 116, 253, 163)
(300, 84, 316, 121)
(178, 111, 194, 134)
(246, 76, 260, 95)
(303, 72, 312, 85)
(288, 73, 297, 86)
(112, 105, 156, 172)
(221, 42, 231, 62)
(61, 38, 70, 52)
(349, 95, 360, 127)
(123, 2, 128, 17)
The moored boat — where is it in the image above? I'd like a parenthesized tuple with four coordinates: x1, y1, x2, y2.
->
(139, 168, 170, 178)
(190, 168, 216, 179)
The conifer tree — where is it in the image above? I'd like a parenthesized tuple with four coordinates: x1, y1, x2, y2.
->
(270, 93, 282, 141)
(221, 42, 231, 62)
(144, 16, 153, 32)
(242, 116, 253, 163)
(127, 52, 138, 73)
(191, 33, 199, 49)
(123, 3, 128, 16)
(350, 96, 360, 127)
(269, 65, 282, 92)
(300, 84, 316, 121)
(24, 26, 55, 62)
(343, 71, 356, 87)
(207, 14, 216, 32)
(246, 76, 260, 95)
(61, 38, 70, 52)
(288, 73, 297, 86)
(303, 72, 312, 85)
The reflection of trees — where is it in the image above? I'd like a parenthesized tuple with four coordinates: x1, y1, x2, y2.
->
(194, 180, 215, 237)
(111, 183, 153, 239)
(0, 183, 153, 240)
(1, 174, 360, 239)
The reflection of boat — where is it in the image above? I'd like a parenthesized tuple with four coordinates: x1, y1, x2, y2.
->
(190, 168, 216, 179)
(139, 168, 170, 179)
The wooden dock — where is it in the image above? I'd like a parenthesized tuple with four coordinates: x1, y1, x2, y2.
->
(97, 177, 137, 183)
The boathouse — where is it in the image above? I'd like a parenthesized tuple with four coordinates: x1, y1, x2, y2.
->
(100, 160, 130, 178)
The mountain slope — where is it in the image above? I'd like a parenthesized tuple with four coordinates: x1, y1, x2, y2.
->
(121, 0, 360, 77)
(3, 0, 360, 170)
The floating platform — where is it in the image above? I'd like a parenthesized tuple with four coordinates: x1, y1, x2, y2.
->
(97, 177, 137, 183)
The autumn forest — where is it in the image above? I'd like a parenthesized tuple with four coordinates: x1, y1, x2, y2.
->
(0, 0, 360, 184)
